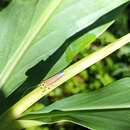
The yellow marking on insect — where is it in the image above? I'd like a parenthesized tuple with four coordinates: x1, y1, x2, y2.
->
(38, 83, 46, 93)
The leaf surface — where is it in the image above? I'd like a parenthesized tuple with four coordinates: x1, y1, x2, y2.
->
(20, 78, 130, 130)
(0, 0, 129, 96)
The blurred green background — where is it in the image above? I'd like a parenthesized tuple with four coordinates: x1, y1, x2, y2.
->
(0, 1, 130, 130)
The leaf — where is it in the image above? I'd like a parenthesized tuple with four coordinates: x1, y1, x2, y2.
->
(1, 22, 114, 114)
(20, 78, 130, 130)
(0, 0, 129, 97)
(44, 21, 114, 79)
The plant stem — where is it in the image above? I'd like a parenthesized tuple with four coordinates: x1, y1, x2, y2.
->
(9, 33, 130, 118)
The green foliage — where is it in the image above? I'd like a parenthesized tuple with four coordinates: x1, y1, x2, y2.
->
(0, 1, 130, 130)
(0, 0, 128, 97)
(20, 78, 130, 130)
(21, 6, 130, 129)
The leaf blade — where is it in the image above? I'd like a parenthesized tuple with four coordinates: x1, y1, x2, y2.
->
(0, 0, 62, 88)
(0, 0, 129, 96)
(20, 78, 130, 130)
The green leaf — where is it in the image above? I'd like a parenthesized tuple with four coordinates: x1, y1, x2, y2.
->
(1, 22, 114, 113)
(45, 21, 114, 79)
(0, 0, 129, 97)
(20, 78, 130, 130)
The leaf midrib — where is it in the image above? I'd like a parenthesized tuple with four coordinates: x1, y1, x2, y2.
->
(0, 0, 62, 88)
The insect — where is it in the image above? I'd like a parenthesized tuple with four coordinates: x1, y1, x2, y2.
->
(40, 71, 64, 89)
